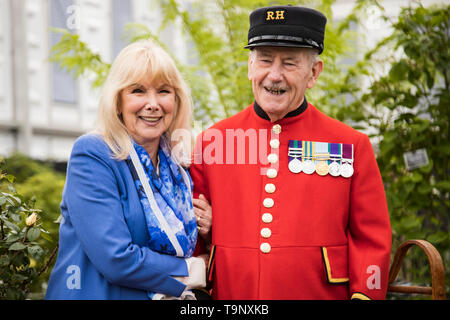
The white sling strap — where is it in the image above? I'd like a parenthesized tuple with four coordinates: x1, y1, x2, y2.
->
(129, 147, 184, 257)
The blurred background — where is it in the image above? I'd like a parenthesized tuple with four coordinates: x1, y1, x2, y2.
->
(0, 0, 448, 299)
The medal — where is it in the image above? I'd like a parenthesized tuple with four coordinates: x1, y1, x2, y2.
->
(315, 161, 329, 176)
(328, 143, 342, 177)
(302, 141, 315, 174)
(340, 143, 354, 178)
(289, 158, 302, 173)
(288, 140, 303, 173)
(340, 162, 354, 178)
(303, 160, 315, 174)
(329, 161, 340, 176)
(314, 142, 329, 176)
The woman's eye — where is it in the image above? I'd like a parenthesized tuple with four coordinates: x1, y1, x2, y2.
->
(159, 88, 173, 94)
(131, 88, 144, 94)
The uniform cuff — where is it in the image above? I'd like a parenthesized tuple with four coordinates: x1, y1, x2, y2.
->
(174, 257, 206, 289)
(351, 292, 372, 300)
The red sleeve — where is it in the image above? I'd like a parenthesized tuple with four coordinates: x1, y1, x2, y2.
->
(190, 132, 210, 201)
(348, 134, 392, 300)
(190, 132, 209, 256)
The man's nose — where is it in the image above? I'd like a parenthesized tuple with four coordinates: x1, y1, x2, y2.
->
(267, 62, 283, 82)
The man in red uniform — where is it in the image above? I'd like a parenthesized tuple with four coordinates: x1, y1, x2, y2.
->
(190, 5, 391, 300)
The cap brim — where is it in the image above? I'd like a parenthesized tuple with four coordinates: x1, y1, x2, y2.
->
(244, 42, 316, 49)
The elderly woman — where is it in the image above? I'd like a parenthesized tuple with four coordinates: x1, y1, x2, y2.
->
(46, 40, 209, 300)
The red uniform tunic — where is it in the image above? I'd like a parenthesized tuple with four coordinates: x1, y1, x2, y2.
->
(190, 102, 391, 300)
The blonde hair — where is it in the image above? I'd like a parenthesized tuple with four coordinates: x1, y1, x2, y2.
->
(96, 39, 193, 163)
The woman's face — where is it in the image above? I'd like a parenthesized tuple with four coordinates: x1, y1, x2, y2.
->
(120, 78, 176, 153)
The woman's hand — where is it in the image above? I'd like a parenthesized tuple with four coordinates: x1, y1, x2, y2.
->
(193, 194, 212, 244)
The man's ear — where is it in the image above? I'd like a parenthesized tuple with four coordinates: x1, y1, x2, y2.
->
(307, 59, 323, 89)
(248, 53, 254, 81)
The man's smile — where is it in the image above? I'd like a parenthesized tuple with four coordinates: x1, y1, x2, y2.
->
(264, 86, 287, 96)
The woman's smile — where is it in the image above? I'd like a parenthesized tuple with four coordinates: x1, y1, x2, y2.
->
(138, 115, 164, 125)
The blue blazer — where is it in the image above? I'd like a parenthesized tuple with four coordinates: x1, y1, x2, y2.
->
(45, 134, 189, 300)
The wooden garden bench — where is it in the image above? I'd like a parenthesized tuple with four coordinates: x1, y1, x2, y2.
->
(388, 239, 446, 300)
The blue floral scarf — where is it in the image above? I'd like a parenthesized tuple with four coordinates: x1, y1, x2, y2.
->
(127, 137, 197, 258)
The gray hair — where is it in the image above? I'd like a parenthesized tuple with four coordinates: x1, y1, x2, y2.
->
(249, 47, 319, 67)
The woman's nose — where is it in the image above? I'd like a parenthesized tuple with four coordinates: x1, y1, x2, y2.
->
(144, 93, 159, 111)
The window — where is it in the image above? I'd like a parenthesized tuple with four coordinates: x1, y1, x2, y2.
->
(112, 0, 131, 59)
(50, 0, 77, 104)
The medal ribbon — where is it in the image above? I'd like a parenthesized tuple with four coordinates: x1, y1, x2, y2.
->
(302, 141, 314, 162)
(288, 140, 302, 161)
(314, 142, 329, 164)
(342, 144, 354, 163)
(329, 143, 341, 164)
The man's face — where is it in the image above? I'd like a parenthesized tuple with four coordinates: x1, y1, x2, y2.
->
(248, 46, 322, 122)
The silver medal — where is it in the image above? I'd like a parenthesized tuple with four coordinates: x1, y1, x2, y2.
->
(303, 160, 315, 175)
(329, 161, 340, 177)
(340, 162, 354, 178)
(289, 158, 302, 173)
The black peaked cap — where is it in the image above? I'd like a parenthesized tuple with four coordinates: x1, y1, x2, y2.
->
(245, 5, 327, 54)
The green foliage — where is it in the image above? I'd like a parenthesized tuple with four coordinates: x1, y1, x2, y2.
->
(341, 4, 450, 296)
(49, 28, 111, 88)
(0, 158, 58, 300)
(0, 153, 51, 184)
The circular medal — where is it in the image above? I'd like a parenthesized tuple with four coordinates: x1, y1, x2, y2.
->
(340, 162, 354, 178)
(329, 161, 340, 177)
(288, 158, 302, 173)
(303, 160, 315, 175)
(315, 161, 329, 176)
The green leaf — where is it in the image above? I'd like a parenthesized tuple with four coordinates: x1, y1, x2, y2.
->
(417, 183, 432, 195)
(26, 227, 40, 242)
(6, 287, 24, 300)
(1, 218, 20, 233)
(12, 273, 28, 281)
(28, 245, 44, 259)
(5, 234, 21, 243)
(435, 180, 450, 192)
(0, 255, 10, 266)
(9, 212, 21, 222)
(40, 231, 54, 243)
(9, 242, 26, 251)
(389, 60, 409, 82)
(427, 232, 449, 245)
(409, 172, 423, 183)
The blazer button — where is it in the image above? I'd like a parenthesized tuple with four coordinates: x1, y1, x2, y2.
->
(263, 198, 274, 208)
(267, 153, 278, 164)
(265, 183, 276, 194)
(270, 139, 280, 149)
(260, 242, 271, 253)
(272, 124, 282, 134)
(261, 228, 272, 239)
(262, 213, 273, 223)
(266, 168, 278, 179)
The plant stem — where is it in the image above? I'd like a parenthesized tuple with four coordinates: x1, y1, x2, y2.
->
(37, 244, 59, 277)
(22, 226, 30, 243)
(0, 219, 4, 240)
